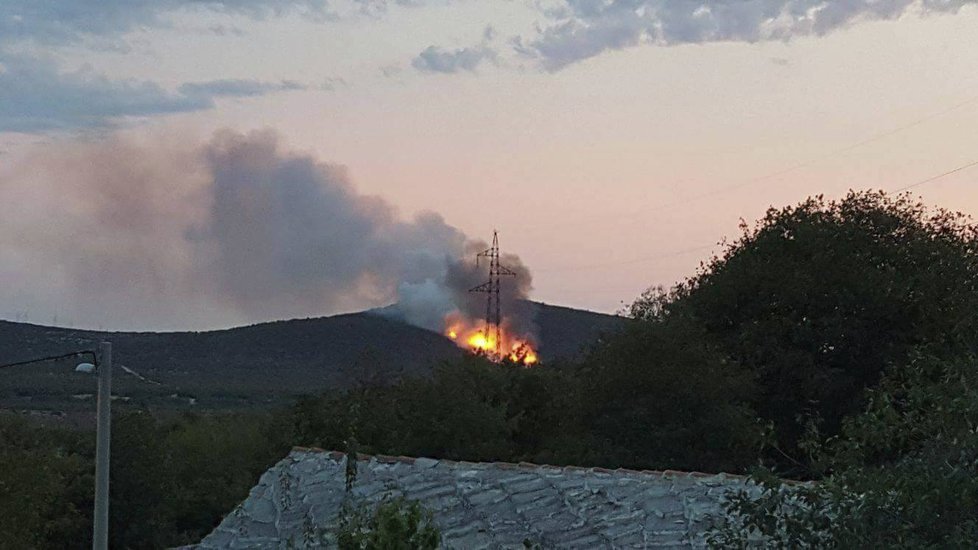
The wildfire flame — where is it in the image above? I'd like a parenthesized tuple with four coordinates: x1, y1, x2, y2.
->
(444, 313, 538, 365)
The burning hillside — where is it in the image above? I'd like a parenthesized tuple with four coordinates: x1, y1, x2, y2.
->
(437, 231, 538, 366)
(444, 312, 538, 365)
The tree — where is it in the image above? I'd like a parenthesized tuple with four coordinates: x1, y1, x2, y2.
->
(0, 409, 290, 549)
(578, 318, 763, 472)
(109, 412, 174, 548)
(0, 415, 91, 550)
(710, 348, 978, 548)
(291, 355, 525, 463)
(632, 191, 978, 470)
(164, 412, 292, 544)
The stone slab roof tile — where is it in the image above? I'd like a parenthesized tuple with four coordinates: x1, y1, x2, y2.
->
(193, 447, 753, 549)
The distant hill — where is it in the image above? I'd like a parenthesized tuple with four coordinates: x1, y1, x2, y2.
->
(0, 302, 625, 411)
(529, 301, 627, 359)
(371, 300, 626, 360)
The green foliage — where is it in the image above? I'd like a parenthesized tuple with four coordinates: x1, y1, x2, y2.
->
(0, 415, 91, 549)
(337, 497, 440, 550)
(710, 351, 978, 548)
(163, 412, 294, 543)
(289, 330, 764, 474)
(109, 412, 174, 548)
(579, 318, 763, 472)
(291, 354, 577, 465)
(631, 190, 978, 470)
(0, 410, 290, 549)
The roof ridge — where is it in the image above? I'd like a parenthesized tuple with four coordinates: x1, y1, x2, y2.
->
(288, 446, 754, 481)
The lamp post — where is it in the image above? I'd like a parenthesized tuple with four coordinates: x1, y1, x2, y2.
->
(89, 342, 111, 550)
(1, 342, 112, 550)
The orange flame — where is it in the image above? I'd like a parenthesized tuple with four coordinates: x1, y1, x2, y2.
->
(444, 312, 538, 366)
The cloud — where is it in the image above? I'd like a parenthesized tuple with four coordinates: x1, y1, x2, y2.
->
(0, 56, 306, 132)
(412, 45, 496, 73)
(0, 0, 330, 49)
(520, 0, 975, 71)
(207, 24, 247, 37)
(0, 129, 533, 331)
(355, 0, 429, 18)
(0, 0, 435, 50)
(320, 76, 348, 90)
(178, 78, 307, 98)
(380, 63, 404, 78)
(413, 24, 500, 75)
(0, 0, 324, 133)
(0, 56, 208, 132)
(0, 0, 444, 133)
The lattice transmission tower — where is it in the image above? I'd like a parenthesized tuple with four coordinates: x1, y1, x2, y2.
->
(469, 230, 517, 354)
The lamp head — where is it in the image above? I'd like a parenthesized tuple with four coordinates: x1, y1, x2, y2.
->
(75, 362, 96, 374)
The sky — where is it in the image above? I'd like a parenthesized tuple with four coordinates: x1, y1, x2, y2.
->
(1, 0, 978, 330)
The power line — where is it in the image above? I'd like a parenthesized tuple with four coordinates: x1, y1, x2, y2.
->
(891, 159, 978, 193)
(534, 157, 978, 275)
(523, 89, 978, 233)
(0, 350, 168, 388)
(624, 93, 978, 215)
(535, 243, 716, 273)
(0, 350, 95, 370)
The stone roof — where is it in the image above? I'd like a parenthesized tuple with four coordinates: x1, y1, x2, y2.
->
(192, 447, 751, 549)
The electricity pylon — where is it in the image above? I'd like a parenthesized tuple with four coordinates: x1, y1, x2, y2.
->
(469, 230, 516, 355)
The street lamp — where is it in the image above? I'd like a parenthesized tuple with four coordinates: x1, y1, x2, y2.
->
(75, 362, 96, 374)
(0, 341, 112, 550)
(89, 341, 111, 550)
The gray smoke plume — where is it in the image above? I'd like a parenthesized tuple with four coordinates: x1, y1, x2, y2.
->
(0, 129, 534, 333)
(522, 0, 974, 70)
(443, 240, 537, 339)
(391, 238, 536, 339)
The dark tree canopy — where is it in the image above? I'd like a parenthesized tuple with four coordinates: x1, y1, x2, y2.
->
(712, 349, 978, 548)
(629, 190, 978, 470)
(579, 318, 762, 472)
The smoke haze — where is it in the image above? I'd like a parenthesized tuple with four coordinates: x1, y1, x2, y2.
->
(0, 129, 533, 332)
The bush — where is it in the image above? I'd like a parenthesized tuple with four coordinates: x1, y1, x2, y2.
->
(0, 415, 92, 549)
(337, 497, 440, 550)
(710, 350, 978, 548)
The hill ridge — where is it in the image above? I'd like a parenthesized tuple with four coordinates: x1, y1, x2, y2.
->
(0, 302, 625, 411)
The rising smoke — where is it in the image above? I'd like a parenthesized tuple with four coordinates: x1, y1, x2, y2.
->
(0, 129, 533, 332)
(443, 241, 536, 339)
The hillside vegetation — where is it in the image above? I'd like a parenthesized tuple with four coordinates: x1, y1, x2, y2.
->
(0, 302, 623, 412)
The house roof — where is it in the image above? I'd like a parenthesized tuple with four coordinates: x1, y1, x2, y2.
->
(192, 447, 751, 549)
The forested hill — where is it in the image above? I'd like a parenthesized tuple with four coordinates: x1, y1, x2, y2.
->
(372, 300, 628, 360)
(0, 301, 625, 410)
(527, 301, 628, 359)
